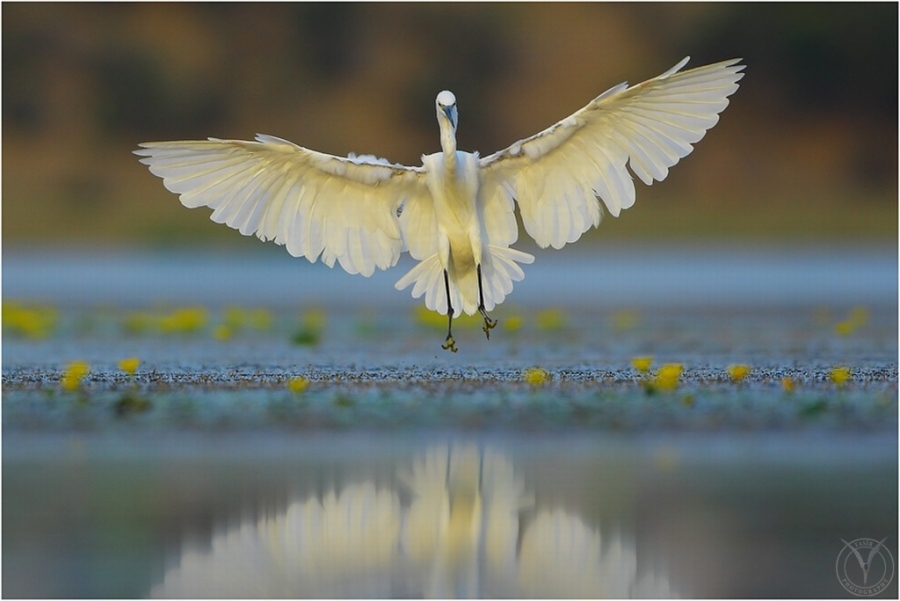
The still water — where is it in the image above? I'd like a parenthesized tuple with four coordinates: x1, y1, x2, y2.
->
(3, 242, 896, 309)
(3, 244, 897, 597)
(4, 431, 896, 598)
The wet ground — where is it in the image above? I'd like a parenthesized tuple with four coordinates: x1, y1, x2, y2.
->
(3, 243, 897, 597)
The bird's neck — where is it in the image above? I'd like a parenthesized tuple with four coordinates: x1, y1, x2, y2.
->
(440, 121, 457, 167)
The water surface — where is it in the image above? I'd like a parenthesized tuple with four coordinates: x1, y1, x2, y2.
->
(3, 244, 897, 597)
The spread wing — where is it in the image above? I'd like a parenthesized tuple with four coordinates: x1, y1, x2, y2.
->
(480, 57, 745, 249)
(135, 134, 429, 276)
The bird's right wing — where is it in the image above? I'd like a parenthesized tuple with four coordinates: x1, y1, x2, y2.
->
(479, 58, 744, 250)
(135, 134, 429, 276)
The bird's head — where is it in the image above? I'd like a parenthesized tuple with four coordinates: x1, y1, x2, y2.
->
(436, 90, 458, 131)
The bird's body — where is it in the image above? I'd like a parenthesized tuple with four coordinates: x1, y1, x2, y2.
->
(425, 149, 483, 307)
(136, 57, 744, 350)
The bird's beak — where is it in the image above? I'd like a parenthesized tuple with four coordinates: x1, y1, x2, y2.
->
(443, 106, 455, 123)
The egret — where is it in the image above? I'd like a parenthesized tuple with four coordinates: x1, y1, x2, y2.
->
(135, 57, 744, 352)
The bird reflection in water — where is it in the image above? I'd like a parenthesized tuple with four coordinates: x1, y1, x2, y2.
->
(152, 444, 674, 598)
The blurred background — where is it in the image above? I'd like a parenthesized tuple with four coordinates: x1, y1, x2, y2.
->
(3, 2, 897, 248)
(4, 7, 897, 598)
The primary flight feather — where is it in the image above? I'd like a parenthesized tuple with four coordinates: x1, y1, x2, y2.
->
(135, 57, 744, 351)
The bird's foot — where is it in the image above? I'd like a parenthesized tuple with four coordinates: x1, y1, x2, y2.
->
(442, 335, 458, 353)
(482, 317, 498, 339)
(479, 309, 497, 340)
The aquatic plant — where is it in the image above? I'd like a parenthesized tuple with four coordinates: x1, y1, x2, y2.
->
(523, 367, 551, 386)
(652, 364, 684, 392)
(631, 356, 653, 373)
(287, 376, 310, 393)
(502, 314, 524, 332)
(830, 366, 850, 387)
(3, 302, 58, 339)
(727, 364, 750, 383)
(118, 357, 140, 376)
(835, 306, 869, 336)
(413, 305, 480, 329)
(536, 308, 566, 331)
(124, 307, 209, 334)
(213, 324, 234, 341)
(291, 309, 327, 346)
(61, 361, 90, 392)
(159, 307, 208, 333)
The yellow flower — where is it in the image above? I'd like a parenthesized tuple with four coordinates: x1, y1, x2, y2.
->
(223, 306, 244, 328)
(61, 361, 90, 392)
(536, 308, 565, 330)
(834, 320, 855, 336)
(835, 306, 869, 336)
(503, 315, 524, 332)
(287, 376, 310, 393)
(414, 306, 445, 328)
(653, 363, 683, 391)
(248, 308, 273, 331)
(160, 307, 208, 333)
(302, 309, 327, 331)
(3, 302, 58, 339)
(224, 306, 273, 331)
(117, 357, 140, 376)
(830, 367, 850, 387)
(213, 324, 233, 341)
(781, 377, 795, 392)
(413, 306, 479, 329)
(523, 367, 551, 386)
(727, 364, 750, 382)
(631, 356, 653, 373)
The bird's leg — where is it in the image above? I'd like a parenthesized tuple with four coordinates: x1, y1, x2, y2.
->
(477, 264, 497, 339)
(441, 269, 458, 353)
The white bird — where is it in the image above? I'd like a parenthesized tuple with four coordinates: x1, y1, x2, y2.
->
(135, 57, 744, 352)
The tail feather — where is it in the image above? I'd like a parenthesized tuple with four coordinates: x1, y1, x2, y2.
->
(480, 245, 534, 312)
(395, 254, 450, 316)
(395, 245, 534, 316)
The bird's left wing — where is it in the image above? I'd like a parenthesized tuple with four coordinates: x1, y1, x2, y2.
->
(479, 57, 745, 249)
(135, 134, 428, 276)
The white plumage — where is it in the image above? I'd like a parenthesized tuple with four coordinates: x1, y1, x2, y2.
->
(135, 57, 744, 351)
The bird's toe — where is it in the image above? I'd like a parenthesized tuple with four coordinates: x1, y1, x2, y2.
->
(442, 336, 458, 353)
(481, 315, 498, 339)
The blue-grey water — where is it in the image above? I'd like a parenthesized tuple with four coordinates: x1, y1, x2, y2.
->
(4, 242, 896, 309)
(3, 243, 897, 598)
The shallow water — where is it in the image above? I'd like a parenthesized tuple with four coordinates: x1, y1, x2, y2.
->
(4, 242, 896, 309)
(3, 244, 898, 597)
(2, 431, 896, 598)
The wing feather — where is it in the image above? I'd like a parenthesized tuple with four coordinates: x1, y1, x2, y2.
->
(135, 136, 429, 277)
(216, 167, 278, 230)
(255, 171, 297, 240)
(480, 57, 744, 249)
